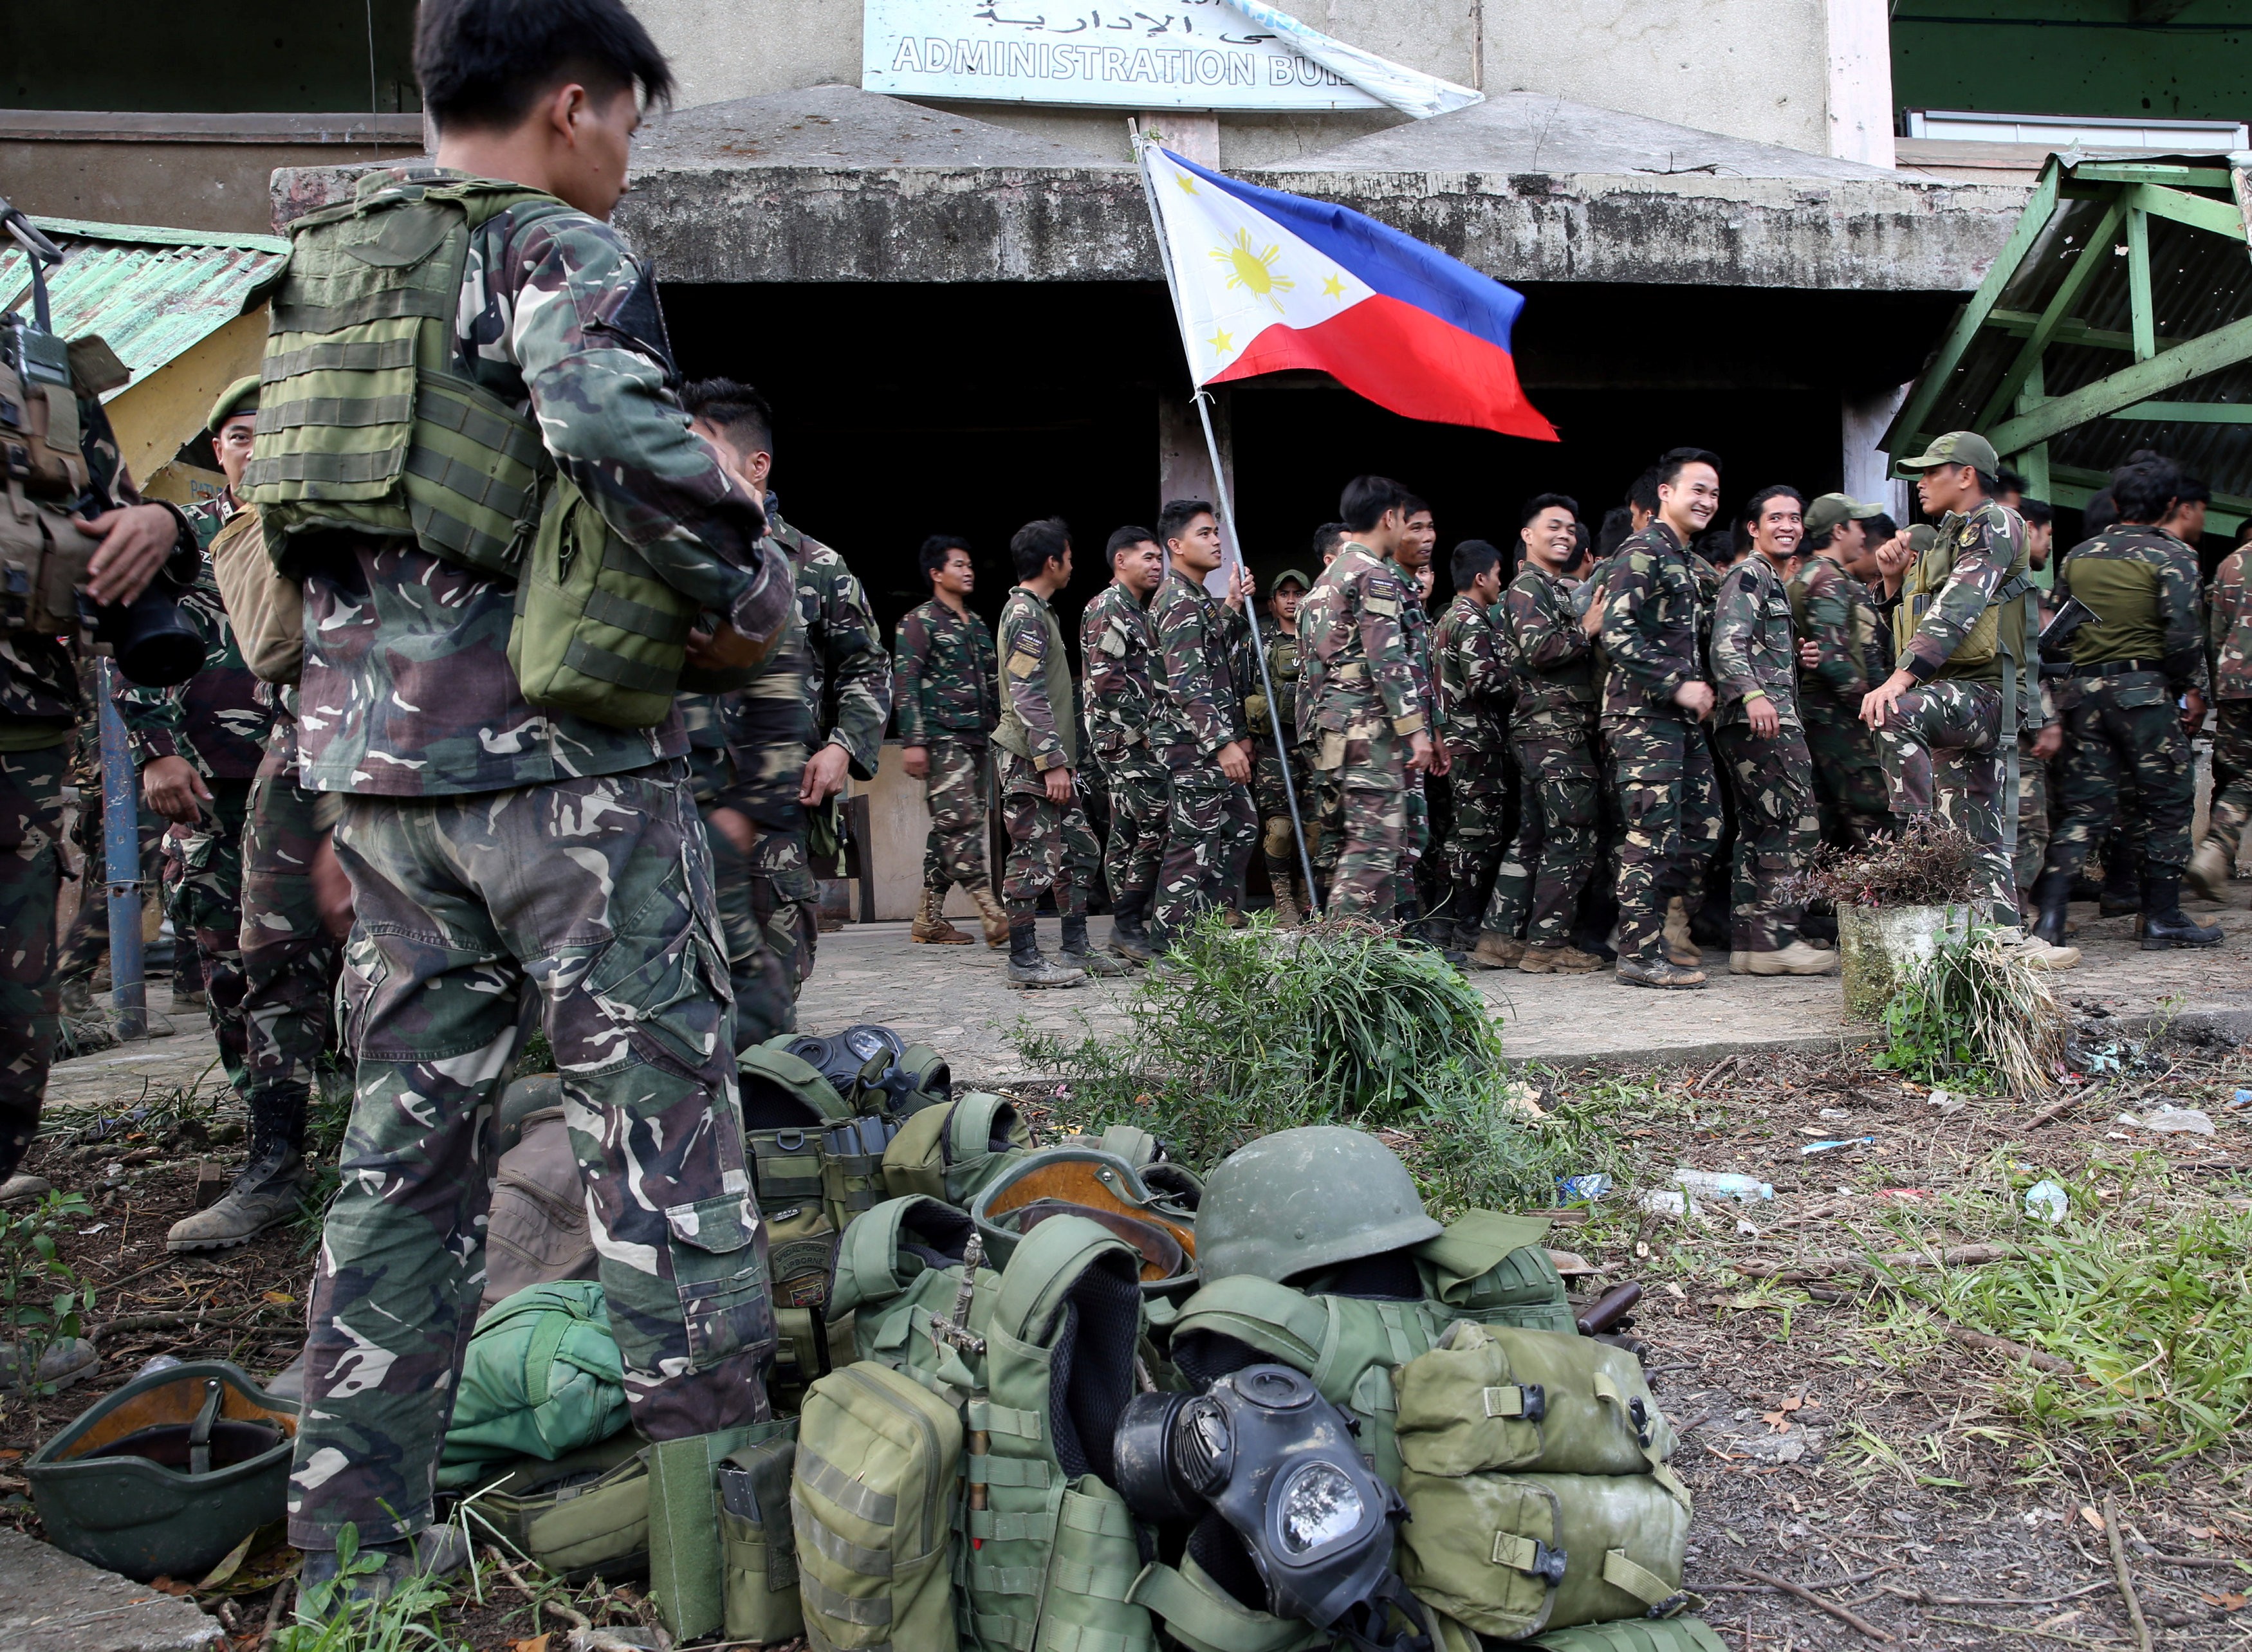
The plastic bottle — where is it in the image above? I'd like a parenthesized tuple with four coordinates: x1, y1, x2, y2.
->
(1674, 1170, 1774, 1202)
(2023, 1180, 2069, 1224)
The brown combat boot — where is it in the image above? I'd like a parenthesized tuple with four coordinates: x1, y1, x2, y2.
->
(1470, 932, 1526, 969)
(969, 884, 1011, 948)
(1662, 897, 1701, 966)
(1518, 942, 1601, 974)
(2186, 838, 2235, 904)
(910, 886, 972, 945)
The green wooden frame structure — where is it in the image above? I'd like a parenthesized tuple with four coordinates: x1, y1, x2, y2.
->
(1885, 153, 2252, 531)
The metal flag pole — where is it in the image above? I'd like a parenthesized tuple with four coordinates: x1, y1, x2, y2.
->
(1130, 127, 1323, 917)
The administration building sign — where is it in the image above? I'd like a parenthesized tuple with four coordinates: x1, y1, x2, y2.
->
(862, 0, 1386, 111)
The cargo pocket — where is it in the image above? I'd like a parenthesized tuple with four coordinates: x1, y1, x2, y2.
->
(2112, 679, 2167, 711)
(665, 1193, 776, 1374)
(334, 941, 389, 1060)
(586, 872, 730, 1077)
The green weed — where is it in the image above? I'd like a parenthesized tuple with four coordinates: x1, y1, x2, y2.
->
(273, 1525, 469, 1652)
(0, 1190, 98, 1395)
(1873, 925, 2066, 1096)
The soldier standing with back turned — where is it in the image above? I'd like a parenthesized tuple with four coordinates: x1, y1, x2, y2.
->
(2190, 524, 2251, 906)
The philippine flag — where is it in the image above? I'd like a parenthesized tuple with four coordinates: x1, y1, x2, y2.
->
(1145, 145, 1556, 442)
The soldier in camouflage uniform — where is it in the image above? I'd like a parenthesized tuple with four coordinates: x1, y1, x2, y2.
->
(2189, 529, 2250, 904)
(1149, 500, 1259, 947)
(1297, 478, 1434, 921)
(683, 381, 892, 1038)
(1710, 487, 1833, 975)
(992, 518, 1097, 986)
(1788, 493, 1893, 847)
(1867, 434, 2074, 966)
(896, 534, 1004, 946)
(0, 317, 201, 1204)
(2029, 456, 2220, 949)
(1499, 494, 1603, 973)
(1432, 539, 1517, 961)
(1080, 526, 1168, 962)
(1390, 499, 1446, 942)
(1248, 569, 1313, 922)
(275, 23, 794, 1591)
(1600, 450, 1724, 989)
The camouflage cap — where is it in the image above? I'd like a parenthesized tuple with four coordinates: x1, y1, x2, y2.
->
(1271, 567, 1312, 591)
(1898, 430, 1999, 474)
(1906, 523, 1939, 555)
(1802, 493, 1884, 538)
(207, 374, 260, 434)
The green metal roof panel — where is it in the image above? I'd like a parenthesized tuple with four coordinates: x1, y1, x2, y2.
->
(0, 216, 285, 401)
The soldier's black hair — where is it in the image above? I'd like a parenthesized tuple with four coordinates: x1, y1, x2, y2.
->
(1157, 499, 1216, 549)
(681, 378, 773, 457)
(1867, 513, 1898, 543)
(1656, 448, 1722, 490)
(1450, 539, 1505, 589)
(2018, 499, 2054, 529)
(1594, 505, 1636, 560)
(1997, 466, 2029, 499)
(1519, 492, 1579, 530)
(2081, 488, 2119, 537)
(2174, 473, 2212, 506)
(1626, 470, 1661, 515)
(1338, 476, 1412, 533)
(2111, 457, 2184, 524)
(414, 0, 675, 133)
(918, 534, 972, 590)
(1804, 524, 1836, 552)
(1105, 525, 1159, 565)
(1738, 484, 1805, 533)
(1010, 517, 1072, 581)
(1313, 521, 1349, 562)
(2237, 517, 2252, 546)
(1402, 494, 1432, 519)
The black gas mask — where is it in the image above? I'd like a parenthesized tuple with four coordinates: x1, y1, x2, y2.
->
(1115, 1364, 1429, 1651)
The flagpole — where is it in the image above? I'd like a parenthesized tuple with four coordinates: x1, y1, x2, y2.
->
(1131, 127, 1324, 919)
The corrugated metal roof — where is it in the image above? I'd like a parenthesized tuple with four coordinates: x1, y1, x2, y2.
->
(0, 217, 285, 401)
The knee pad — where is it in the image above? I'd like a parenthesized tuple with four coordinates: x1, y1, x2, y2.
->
(1261, 818, 1296, 859)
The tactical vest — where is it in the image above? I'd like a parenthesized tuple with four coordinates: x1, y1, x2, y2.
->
(992, 589, 1076, 767)
(0, 328, 98, 637)
(1892, 503, 2033, 682)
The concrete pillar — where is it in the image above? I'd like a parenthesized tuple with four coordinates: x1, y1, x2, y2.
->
(1842, 385, 1912, 521)
(1140, 113, 1219, 167)
(1825, 0, 1896, 168)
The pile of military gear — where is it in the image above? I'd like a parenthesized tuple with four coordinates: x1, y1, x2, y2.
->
(431, 1063, 1715, 1650)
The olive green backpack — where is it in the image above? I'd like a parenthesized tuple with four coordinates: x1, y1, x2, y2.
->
(880, 1091, 1031, 1210)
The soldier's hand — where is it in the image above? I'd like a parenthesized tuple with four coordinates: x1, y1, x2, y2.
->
(1672, 680, 1715, 720)
(2031, 724, 2063, 760)
(77, 505, 181, 607)
(799, 743, 851, 806)
(142, 755, 209, 825)
(1226, 565, 1256, 612)
(1860, 669, 1914, 729)
(1428, 740, 1452, 777)
(708, 804, 755, 856)
(2183, 688, 2208, 735)
(1798, 638, 1822, 670)
(1219, 739, 1253, 784)
(901, 744, 930, 779)
(686, 621, 769, 672)
(309, 832, 355, 942)
(1044, 764, 1075, 804)
(1407, 731, 1435, 773)
(1746, 694, 1780, 739)
(1579, 587, 1609, 638)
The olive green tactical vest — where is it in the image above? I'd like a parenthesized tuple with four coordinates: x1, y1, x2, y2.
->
(2062, 533, 2173, 665)
(992, 589, 1077, 767)
(1892, 502, 2031, 683)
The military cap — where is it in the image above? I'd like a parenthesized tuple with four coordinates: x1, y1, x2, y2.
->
(1802, 493, 1883, 538)
(1899, 430, 2000, 475)
(1271, 567, 1312, 591)
(207, 374, 261, 435)
(1906, 523, 1939, 555)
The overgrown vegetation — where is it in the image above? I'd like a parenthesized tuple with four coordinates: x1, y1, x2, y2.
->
(1783, 817, 1981, 910)
(0, 1191, 98, 1395)
(1872, 924, 2067, 1094)
(1017, 912, 1559, 1188)
(275, 1525, 468, 1652)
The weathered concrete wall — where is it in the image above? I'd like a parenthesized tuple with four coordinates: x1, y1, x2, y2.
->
(3, 137, 419, 235)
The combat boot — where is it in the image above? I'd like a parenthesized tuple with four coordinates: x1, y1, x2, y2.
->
(1616, 952, 1707, 990)
(1006, 919, 1085, 989)
(1107, 891, 1154, 962)
(1470, 931, 1526, 969)
(165, 1144, 311, 1252)
(2028, 868, 2073, 948)
(2185, 838, 2235, 904)
(2140, 870, 2225, 950)
(1269, 868, 1305, 928)
(1057, 913, 1129, 977)
(1397, 898, 1466, 964)
(298, 1527, 470, 1623)
(1998, 928, 2081, 969)
(910, 886, 972, 945)
(2098, 857, 2140, 917)
(1662, 897, 1701, 967)
(969, 883, 1011, 948)
(1518, 942, 1601, 974)
(1733, 941, 1839, 976)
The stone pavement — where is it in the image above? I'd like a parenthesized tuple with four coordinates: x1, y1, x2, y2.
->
(0, 1528, 225, 1652)
(792, 895, 2252, 1081)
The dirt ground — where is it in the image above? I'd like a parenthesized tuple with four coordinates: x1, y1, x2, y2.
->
(4, 1018, 2248, 1649)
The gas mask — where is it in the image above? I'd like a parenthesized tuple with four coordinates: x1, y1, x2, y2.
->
(1115, 1363, 1430, 1651)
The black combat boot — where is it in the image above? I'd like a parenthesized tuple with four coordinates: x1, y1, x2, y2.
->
(2098, 855, 2141, 917)
(1395, 897, 1466, 965)
(1006, 919, 1085, 989)
(1057, 912, 1129, 976)
(1107, 890, 1154, 962)
(2139, 870, 2225, 950)
(2028, 868, 2073, 948)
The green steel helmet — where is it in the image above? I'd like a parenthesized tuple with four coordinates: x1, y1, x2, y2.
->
(1195, 1126, 1441, 1285)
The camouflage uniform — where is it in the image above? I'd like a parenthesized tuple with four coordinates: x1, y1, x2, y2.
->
(1148, 569, 1257, 937)
(2042, 526, 2208, 881)
(1876, 500, 2042, 920)
(2198, 546, 2251, 885)
(992, 585, 1100, 920)
(1432, 594, 1515, 937)
(1389, 558, 1439, 895)
(1500, 562, 1601, 946)
(288, 176, 791, 1551)
(2015, 680, 2058, 894)
(1296, 545, 1426, 919)
(1599, 524, 1720, 964)
(1080, 580, 1169, 921)
(238, 699, 340, 1151)
(1710, 553, 1820, 953)
(1786, 555, 1890, 846)
(116, 497, 281, 1120)
(1246, 622, 1313, 902)
(677, 690, 786, 1050)
(720, 508, 892, 1036)
(894, 596, 1000, 896)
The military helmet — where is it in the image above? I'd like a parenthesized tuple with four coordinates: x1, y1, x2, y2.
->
(1195, 1126, 1441, 1285)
